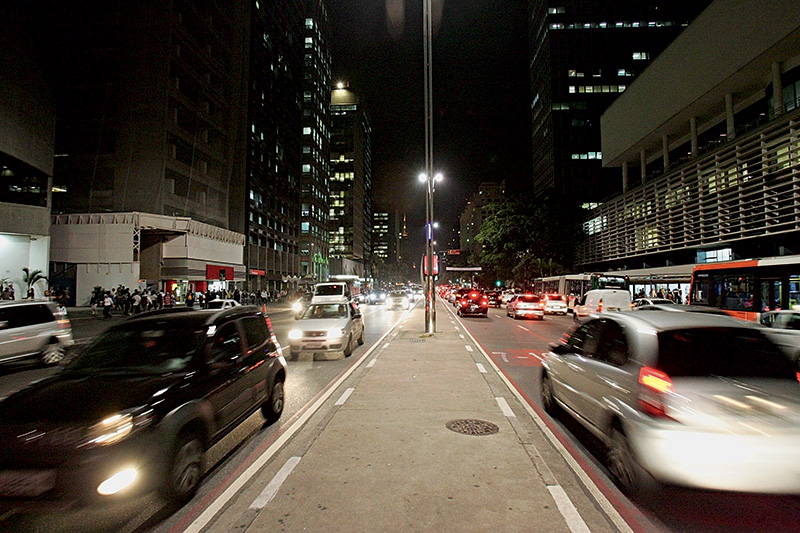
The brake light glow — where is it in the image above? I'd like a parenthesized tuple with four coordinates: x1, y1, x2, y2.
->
(597, 299, 603, 313)
(639, 367, 674, 393)
(638, 366, 676, 419)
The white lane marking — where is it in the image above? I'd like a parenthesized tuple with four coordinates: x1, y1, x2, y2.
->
(249, 457, 301, 509)
(384, 343, 390, 348)
(517, 325, 529, 331)
(367, 358, 377, 368)
(459, 334, 465, 340)
(335, 387, 355, 406)
(183, 310, 407, 533)
(529, 351, 545, 362)
(491, 351, 509, 363)
(495, 397, 515, 418)
(460, 321, 634, 533)
(464, 345, 473, 352)
(547, 485, 591, 533)
(476, 363, 487, 373)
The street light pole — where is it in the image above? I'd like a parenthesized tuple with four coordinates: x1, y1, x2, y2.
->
(423, 0, 435, 333)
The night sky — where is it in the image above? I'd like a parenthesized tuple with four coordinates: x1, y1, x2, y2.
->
(327, 0, 532, 257)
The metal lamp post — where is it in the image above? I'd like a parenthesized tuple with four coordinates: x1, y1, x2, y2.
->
(419, 172, 441, 333)
(422, 0, 436, 333)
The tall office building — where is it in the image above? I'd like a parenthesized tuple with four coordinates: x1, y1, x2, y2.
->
(245, 2, 305, 292)
(329, 85, 373, 279)
(300, 0, 333, 283)
(528, 0, 711, 202)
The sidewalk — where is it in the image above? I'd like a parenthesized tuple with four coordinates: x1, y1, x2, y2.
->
(195, 304, 624, 533)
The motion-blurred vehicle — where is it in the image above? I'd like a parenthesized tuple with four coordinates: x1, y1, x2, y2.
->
(386, 290, 410, 310)
(450, 288, 470, 306)
(633, 297, 675, 308)
(288, 300, 364, 358)
(542, 294, 568, 315)
(0, 306, 286, 504)
(573, 289, 632, 323)
(486, 291, 502, 308)
(206, 298, 241, 309)
(761, 310, 800, 330)
(311, 282, 351, 303)
(456, 290, 489, 317)
(368, 290, 387, 305)
(541, 311, 800, 496)
(0, 300, 74, 365)
(506, 294, 544, 320)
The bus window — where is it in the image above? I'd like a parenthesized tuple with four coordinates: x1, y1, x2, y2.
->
(718, 275, 753, 311)
(791, 275, 800, 310)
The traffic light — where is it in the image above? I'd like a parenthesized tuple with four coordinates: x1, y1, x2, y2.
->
(495, 280, 502, 287)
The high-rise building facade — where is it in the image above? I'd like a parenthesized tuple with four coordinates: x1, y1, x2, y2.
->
(329, 85, 373, 279)
(300, 0, 332, 283)
(528, 0, 711, 202)
(245, 2, 305, 292)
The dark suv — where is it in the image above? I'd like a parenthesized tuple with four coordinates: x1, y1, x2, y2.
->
(0, 306, 286, 505)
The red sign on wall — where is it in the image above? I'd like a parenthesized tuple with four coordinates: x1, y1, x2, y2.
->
(206, 265, 234, 281)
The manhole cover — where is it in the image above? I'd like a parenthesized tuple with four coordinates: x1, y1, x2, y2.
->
(445, 419, 499, 436)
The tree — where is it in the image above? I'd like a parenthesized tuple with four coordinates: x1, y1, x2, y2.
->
(22, 268, 47, 297)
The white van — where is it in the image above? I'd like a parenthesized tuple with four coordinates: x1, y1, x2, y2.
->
(573, 289, 632, 323)
(311, 282, 351, 303)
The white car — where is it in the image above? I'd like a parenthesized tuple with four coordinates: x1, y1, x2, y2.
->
(288, 300, 364, 359)
(206, 299, 241, 309)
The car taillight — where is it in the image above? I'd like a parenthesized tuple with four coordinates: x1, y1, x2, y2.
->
(480, 300, 488, 307)
(460, 299, 468, 307)
(597, 299, 603, 312)
(638, 367, 675, 419)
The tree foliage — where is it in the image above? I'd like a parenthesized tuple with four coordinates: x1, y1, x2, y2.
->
(474, 192, 583, 287)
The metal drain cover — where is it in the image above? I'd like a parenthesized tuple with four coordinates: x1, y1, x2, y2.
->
(445, 419, 499, 436)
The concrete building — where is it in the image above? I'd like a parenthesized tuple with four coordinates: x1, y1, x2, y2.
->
(300, 0, 333, 284)
(528, 0, 710, 202)
(578, 0, 800, 271)
(329, 85, 373, 280)
(0, 5, 54, 300)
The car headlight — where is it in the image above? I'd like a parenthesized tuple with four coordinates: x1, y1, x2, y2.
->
(83, 410, 154, 448)
(288, 329, 302, 340)
(386, 297, 394, 306)
(327, 327, 346, 339)
(292, 302, 302, 312)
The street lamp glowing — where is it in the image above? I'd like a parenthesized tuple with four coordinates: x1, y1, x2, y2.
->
(418, 172, 427, 182)
(434, 173, 443, 183)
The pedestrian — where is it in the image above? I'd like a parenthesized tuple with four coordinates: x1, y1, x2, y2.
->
(90, 293, 98, 316)
(132, 290, 141, 314)
(164, 290, 173, 307)
(103, 292, 113, 319)
(186, 291, 194, 308)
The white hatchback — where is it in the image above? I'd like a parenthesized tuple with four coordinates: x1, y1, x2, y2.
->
(288, 300, 364, 359)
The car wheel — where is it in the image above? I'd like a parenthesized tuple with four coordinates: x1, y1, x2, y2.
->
(541, 372, 560, 415)
(357, 329, 364, 345)
(261, 381, 284, 425)
(160, 431, 205, 503)
(40, 339, 67, 365)
(607, 425, 658, 498)
(344, 334, 353, 357)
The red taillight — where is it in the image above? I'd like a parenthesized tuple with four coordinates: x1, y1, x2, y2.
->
(480, 300, 488, 307)
(638, 367, 675, 419)
(597, 299, 603, 313)
(460, 299, 468, 307)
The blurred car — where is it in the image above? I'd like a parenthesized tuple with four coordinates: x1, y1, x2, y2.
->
(761, 310, 800, 330)
(501, 291, 518, 304)
(0, 300, 74, 365)
(541, 311, 800, 496)
(386, 290, 410, 310)
(633, 297, 675, 308)
(450, 288, 470, 306)
(573, 289, 632, 323)
(311, 282, 351, 303)
(456, 290, 489, 317)
(542, 294, 568, 315)
(0, 306, 286, 505)
(206, 298, 241, 309)
(486, 291, 502, 308)
(506, 294, 544, 320)
(368, 290, 387, 305)
(288, 300, 364, 358)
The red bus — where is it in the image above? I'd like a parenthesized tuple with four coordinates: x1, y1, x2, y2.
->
(688, 255, 800, 321)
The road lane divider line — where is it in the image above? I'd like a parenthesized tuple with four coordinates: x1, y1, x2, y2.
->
(459, 334, 465, 340)
(476, 363, 487, 373)
(367, 358, 377, 368)
(464, 345, 473, 352)
(495, 397, 515, 418)
(517, 325, 529, 331)
(547, 485, 591, 533)
(249, 457, 301, 509)
(335, 388, 355, 406)
(529, 351, 544, 362)
(179, 310, 408, 533)
(454, 314, 635, 533)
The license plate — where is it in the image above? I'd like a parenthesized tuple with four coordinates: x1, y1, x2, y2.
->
(0, 470, 56, 497)
(303, 343, 323, 350)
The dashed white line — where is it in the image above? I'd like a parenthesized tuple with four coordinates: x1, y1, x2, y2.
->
(249, 456, 301, 509)
(464, 345, 473, 352)
(458, 334, 465, 340)
(367, 358, 377, 368)
(547, 485, 591, 533)
(335, 387, 355, 406)
(516, 325, 529, 331)
(529, 351, 545, 362)
(495, 397, 515, 418)
(476, 363, 487, 373)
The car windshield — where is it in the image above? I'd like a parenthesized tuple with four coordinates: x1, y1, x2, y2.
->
(302, 304, 348, 319)
(67, 323, 205, 374)
(315, 285, 344, 296)
(207, 300, 226, 309)
(519, 295, 540, 302)
(657, 327, 796, 379)
(546, 295, 564, 301)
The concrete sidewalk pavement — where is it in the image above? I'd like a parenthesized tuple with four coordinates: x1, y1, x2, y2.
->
(188, 304, 630, 533)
